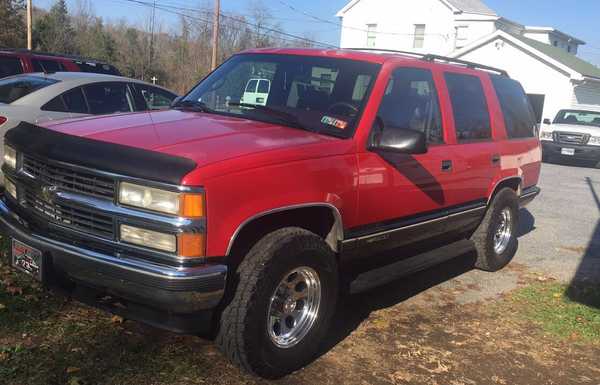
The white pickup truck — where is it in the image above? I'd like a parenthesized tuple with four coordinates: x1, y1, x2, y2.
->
(540, 109, 600, 167)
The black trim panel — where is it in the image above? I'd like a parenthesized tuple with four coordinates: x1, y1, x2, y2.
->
(5, 122, 197, 185)
(345, 199, 487, 239)
(341, 200, 487, 261)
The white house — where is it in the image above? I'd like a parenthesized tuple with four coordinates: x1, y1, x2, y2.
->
(336, 0, 600, 122)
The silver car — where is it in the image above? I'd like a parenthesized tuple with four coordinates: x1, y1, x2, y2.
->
(0, 72, 178, 167)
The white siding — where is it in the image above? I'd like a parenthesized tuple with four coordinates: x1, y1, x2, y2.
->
(456, 37, 574, 121)
(339, 0, 458, 55)
(571, 81, 600, 112)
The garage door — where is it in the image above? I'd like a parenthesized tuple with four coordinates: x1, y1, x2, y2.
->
(572, 81, 600, 111)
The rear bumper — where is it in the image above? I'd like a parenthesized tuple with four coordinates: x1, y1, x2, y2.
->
(0, 197, 227, 333)
(542, 141, 600, 162)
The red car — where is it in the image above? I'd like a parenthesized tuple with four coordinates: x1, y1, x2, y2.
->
(0, 48, 541, 378)
(0, 49, 121, 78)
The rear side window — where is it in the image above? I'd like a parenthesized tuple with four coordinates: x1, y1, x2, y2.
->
(0, 76, 59, 104)
(43, 87, 88, 114)
(83, 82, 133, 115)
(491, 75, 536, 138)
(0, 56, 23, 78)
(444, 72, 491, 141)
(376, 67, 444, 144)
(32, 59, 65, 73)
(74, 61, 121, 76)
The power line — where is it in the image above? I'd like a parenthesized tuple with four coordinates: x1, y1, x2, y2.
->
(113, 0, 337, 48)
(275, 0, 447, 37)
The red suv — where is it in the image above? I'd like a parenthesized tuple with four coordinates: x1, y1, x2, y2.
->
(0, 48, 541, 378)
(0, 49, 121, 78)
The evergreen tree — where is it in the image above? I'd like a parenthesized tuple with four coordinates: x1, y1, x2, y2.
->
(0, 0, 26, 48)
(33, 0, 75, 53)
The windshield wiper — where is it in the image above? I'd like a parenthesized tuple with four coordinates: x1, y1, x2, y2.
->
(172, 100, 215, 113)
(228, 102, 314, 133)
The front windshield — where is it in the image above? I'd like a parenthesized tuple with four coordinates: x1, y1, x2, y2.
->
(181, 53, 381, 137)
(554, 109, 600, 127)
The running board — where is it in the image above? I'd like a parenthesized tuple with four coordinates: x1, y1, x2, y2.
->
(349, 239, 475, 294)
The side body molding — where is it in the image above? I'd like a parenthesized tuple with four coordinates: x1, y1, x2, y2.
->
(225, 203, 345, 256)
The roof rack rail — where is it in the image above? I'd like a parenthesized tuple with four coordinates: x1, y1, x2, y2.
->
(344, 47, 509, 77)
(422, 54, 509, 77)
(345, 47, 427, 58)
(0, 48, 111, 65)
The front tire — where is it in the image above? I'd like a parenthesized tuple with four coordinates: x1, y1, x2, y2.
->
(471, 188, 519, 272)
(216, 227, 338, 379)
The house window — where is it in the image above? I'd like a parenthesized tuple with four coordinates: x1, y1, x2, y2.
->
(567, 45, 572, 53)
(553, 40, 558, 47)
(413, 24, 426, 48)
(455, 26, 468, 48)
(366, 24, 377, 47)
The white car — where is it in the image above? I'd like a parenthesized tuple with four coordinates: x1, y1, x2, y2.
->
(240, 78, 271, 106)
(0, 71, 177, 133)
(539, 109, 600, 167)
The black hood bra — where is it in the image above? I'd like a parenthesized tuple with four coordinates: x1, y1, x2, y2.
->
(5, 122, 197, 185)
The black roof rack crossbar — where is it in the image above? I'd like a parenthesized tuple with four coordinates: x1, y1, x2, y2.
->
(344, 47, 509, 77)
(422, 54, 509, 77)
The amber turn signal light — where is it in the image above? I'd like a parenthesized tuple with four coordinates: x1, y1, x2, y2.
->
(177, 233, 205, 258)
(180, 193, 204, 218)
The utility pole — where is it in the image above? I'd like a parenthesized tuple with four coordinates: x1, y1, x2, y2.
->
(149, 0, 156, 77)
(211, 0, 220, 70)
(27, 0, 33, 50)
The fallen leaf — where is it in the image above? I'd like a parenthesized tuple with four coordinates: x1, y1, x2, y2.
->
(68, 376, 83, 385)
(0, 303, 6, 310)
(110, 315, 124, 324)
(66, 367, 81, 374)
(0, 352, 9, 361)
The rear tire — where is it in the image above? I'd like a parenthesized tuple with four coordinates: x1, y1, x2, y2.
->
(471, 188, 519, 272)
(216, 227, 338, 379)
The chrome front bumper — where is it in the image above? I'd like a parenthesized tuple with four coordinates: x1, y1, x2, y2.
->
(0, 197, 227, 315)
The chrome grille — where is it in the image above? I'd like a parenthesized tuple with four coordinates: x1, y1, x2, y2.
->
(553, 131, 590, 145)
(24, 189, 115, 239)
(23, 155, 116, 200)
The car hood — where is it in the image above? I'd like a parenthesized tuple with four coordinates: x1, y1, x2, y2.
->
(547, 123, 600, 135)
(43, 109, 340, 169)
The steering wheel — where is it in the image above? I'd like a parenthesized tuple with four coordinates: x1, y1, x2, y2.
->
(327, 102, 359, 116)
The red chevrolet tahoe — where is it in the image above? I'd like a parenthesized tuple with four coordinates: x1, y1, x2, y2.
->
(1, 48, 541, 378)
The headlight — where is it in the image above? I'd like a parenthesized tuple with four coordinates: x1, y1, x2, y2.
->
(4, 176, 16, 199)
(120, 224, 177, 252)
(589, 136, 600, 146)
(118, 182, 204, 217)
(3, 145, 16, 169)
(540, 131, 553, 140)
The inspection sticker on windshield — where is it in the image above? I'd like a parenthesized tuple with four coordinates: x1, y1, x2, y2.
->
(321, 116, 348, 130)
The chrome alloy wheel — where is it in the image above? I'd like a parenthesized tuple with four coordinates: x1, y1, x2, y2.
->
(493, 208, 513, 255)
(267, 267, 321, 348)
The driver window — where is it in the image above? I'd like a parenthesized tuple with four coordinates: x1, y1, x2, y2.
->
(375, 67, 443, 144)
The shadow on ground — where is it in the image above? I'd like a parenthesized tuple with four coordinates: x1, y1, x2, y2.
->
(568, 176, 600, 308)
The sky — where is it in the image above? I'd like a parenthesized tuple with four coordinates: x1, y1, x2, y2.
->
(35, 0, 600, 66)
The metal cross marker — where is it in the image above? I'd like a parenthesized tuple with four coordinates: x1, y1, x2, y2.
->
(151, 76, 158, 85)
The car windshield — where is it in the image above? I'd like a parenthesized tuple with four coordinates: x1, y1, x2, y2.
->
(554, 109, 600, 127)
(0, 76, 59, 104)
(180, 53, 381, 137)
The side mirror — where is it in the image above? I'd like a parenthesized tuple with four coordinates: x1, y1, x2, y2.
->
(170, 96, 182, 108)
(371, 126, 428, 154)
(543, 118, 551, 125)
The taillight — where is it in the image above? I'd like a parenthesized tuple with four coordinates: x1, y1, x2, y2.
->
(0, 116, 6, 126)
